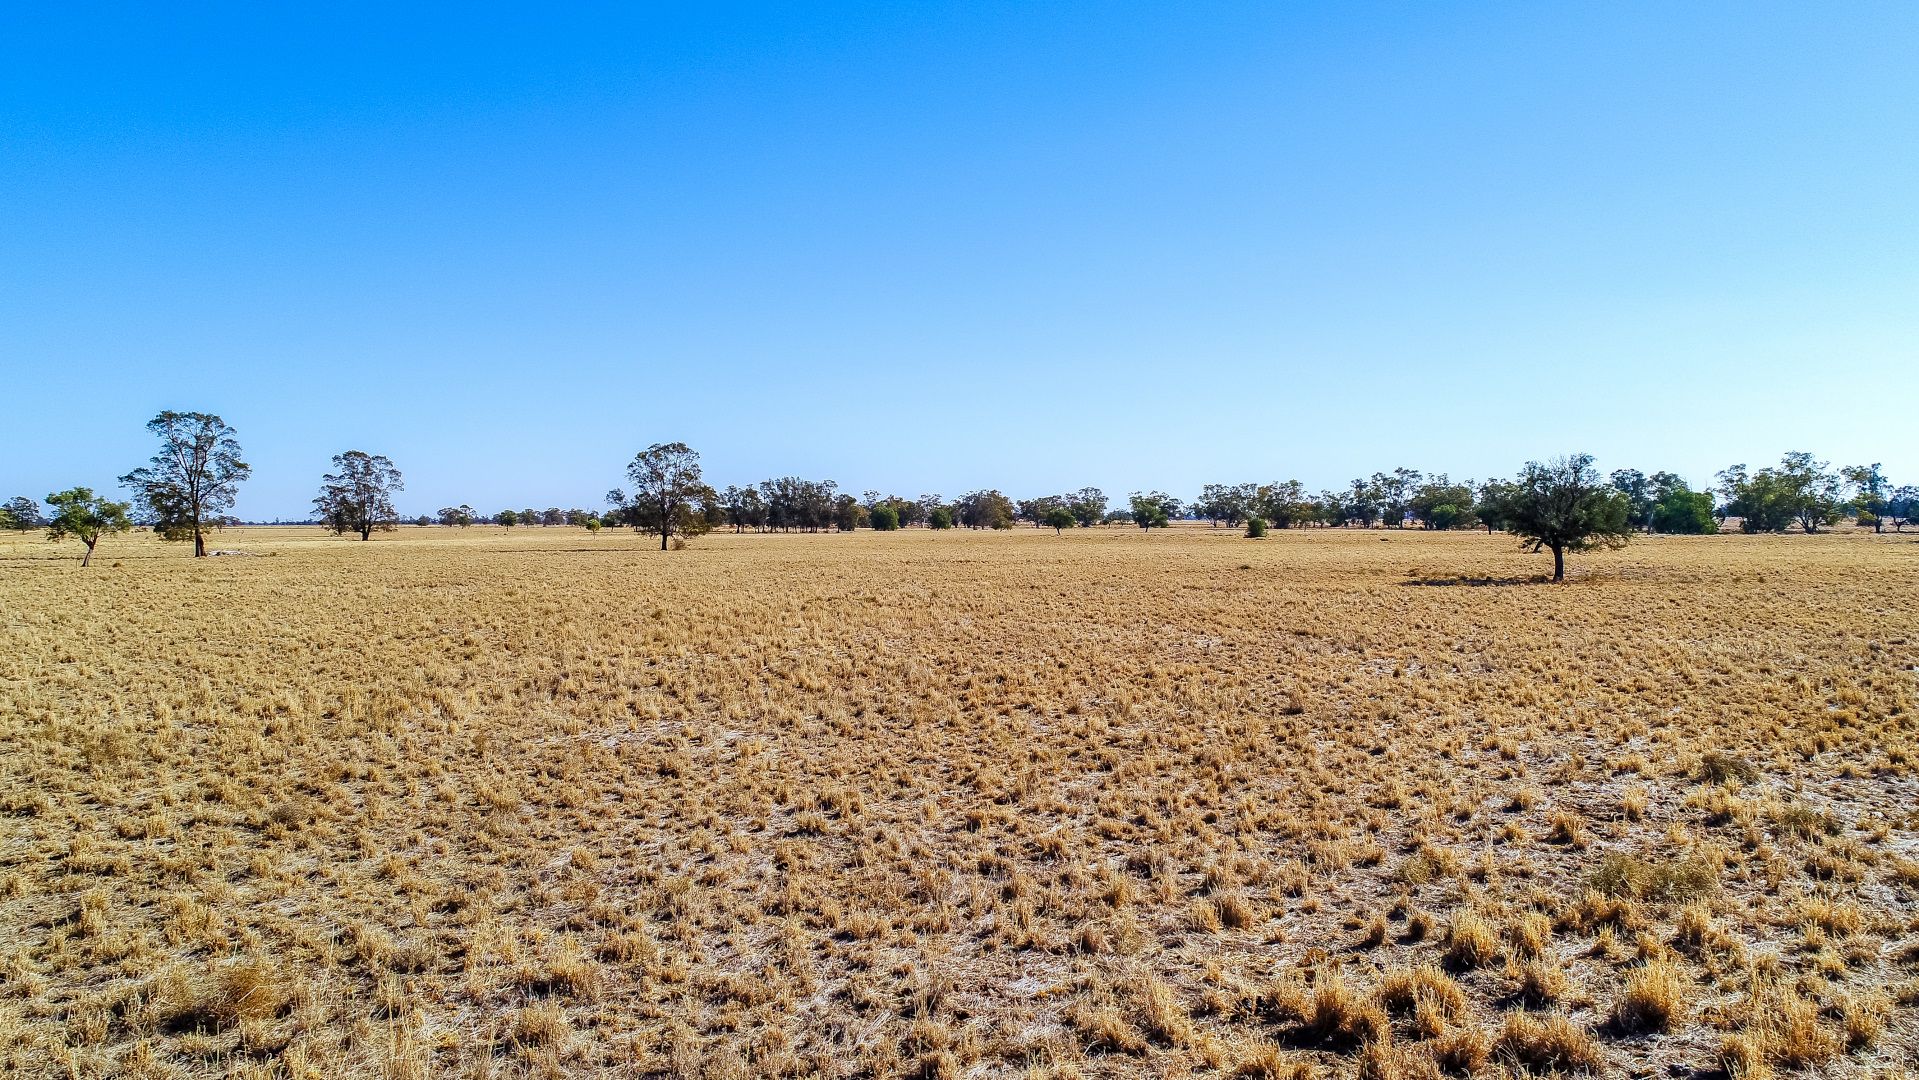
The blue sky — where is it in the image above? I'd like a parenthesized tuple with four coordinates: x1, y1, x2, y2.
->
(5, 2, 1915, 519)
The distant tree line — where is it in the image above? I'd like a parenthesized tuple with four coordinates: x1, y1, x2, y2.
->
(13, 414, 1914, 574)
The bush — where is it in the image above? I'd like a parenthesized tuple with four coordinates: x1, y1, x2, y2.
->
(1649, 489, 1718, 534)
(1695, 751, 1760, 785)
(928, 508, 953, 530)
(1245, 517, 1267, 538)
(870, 505, 900, 531)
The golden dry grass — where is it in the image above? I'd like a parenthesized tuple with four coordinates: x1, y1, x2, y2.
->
(3, 523, 1918, 1077)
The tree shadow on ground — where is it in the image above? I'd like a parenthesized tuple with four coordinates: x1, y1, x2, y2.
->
(1398, 575, 1553, 587)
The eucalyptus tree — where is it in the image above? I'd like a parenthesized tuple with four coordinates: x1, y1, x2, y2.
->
(120, 411, 251, 557)
(1252, 480, 1308, 529)
(1842, 463, 1890, 532)
(1128, 491, 1178, 530)
(617, 442, 708, 549)
(314, 450, 404, 540)
(1068, 487, 1107, 528)
(1, 496, 42, 531)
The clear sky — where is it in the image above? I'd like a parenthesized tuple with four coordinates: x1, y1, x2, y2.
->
(5, 3, 1916, 519)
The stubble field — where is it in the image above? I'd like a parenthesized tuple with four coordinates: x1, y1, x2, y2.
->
(2, 524, 1916, 1079)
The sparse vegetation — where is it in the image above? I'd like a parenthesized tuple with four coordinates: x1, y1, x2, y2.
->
(2, 523, 1915, 1076)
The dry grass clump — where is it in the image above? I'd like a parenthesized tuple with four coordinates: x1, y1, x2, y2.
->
(1443, 911, 1501, 969)
(1494, 1011, 1602, 1071)
(1610, 960, 1686, 1033)
(2, 524, 1916, 1076)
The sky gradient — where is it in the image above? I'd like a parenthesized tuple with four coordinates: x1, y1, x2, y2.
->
(5, 2, 1916, 519)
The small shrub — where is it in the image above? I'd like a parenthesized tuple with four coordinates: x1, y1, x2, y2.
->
(1246, 517, 1268, 538)
(1696, 752, 1760, 785)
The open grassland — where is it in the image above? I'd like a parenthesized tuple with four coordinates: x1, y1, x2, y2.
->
(3, 525, 1918, 1079)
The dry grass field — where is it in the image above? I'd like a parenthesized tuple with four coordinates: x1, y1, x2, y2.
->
(2, 524, 1917, 1079)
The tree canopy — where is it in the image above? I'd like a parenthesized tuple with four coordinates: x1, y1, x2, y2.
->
(314, 451, 404, 540)
(616, 442, 711, 550)
(45, 488, 132, 566)
(119, 411, 250, 557)
(1128, 491, 1179, 529)
(2, 496, 43, 531)
(1493, 454, 1633, 581)
(1717, 453, 1843, 533)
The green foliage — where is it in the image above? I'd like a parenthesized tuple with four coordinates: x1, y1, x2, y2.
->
(1042, 506, 1076, 533)
(44, 487, 132, 566)
(928, 507, 954, 530)
(497, 510, 518, 528)
(1069, 487, 1107, 528)
(313, 450, 404, 540)
(1650, 488, 1716, 534)
(1410, 475, 1477, 529)
(1888, 486, 1918, 531)
(119, 411, 251, 557)
(955, 490, 1015, 529)
(1474, 480, 1518, 533)
(2, 496, 43, 531)
(1499, 454, 1633, 581)
(869, 504, 900, 531)
(1128, 491, 1178, 530)
(1250, 480, 1314, 528)
(1610, 469, 1656, 531)
(1244, 516, 1267, 538)
(1717, 452, 1843, 533)
(618, 442, 710, 549)
(833, 495, 866, 532)
(1193, 483, 1255, 527)
(1842, 463, 1890, 532)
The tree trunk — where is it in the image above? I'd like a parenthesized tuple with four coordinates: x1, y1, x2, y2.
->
(361, 523, 372, 541)
(81, 538, 96, 567)
(1552, 543, 1565, 582)
(193, 525, 206, 558)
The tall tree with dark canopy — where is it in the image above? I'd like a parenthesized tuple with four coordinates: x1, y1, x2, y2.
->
(120, 411, 251, 557)
(1128, 491, 1178, 530)
(313, 451, 404, 540)
(1609, 469, 1656, 531)
(622, 441, 706, 550)
(1, 496, 43, 531)
(1501, 453, 1633, 581)
(1842, 463, 1889, 532)
(45, 488, 132, 567)
(1889, 486, 1919, 532)
(1068, 487, 1107, 528)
